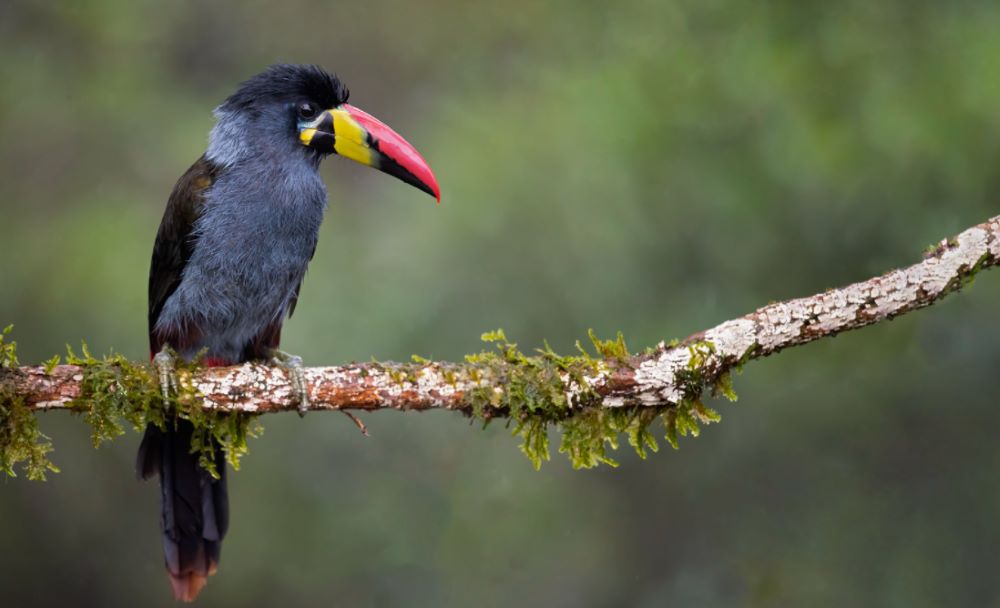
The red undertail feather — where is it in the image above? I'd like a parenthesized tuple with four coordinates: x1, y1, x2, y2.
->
(149, 352, 232, 368)
(169, 571, 210, 603)
(202, 357, 232, 367)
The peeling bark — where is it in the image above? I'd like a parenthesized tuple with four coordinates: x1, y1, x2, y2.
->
(5, 214, 998, 415)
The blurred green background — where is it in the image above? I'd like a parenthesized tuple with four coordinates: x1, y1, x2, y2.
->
(2, 0, 999, 606)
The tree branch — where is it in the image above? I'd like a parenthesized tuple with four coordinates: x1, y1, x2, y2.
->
(5, 214, 997, 417)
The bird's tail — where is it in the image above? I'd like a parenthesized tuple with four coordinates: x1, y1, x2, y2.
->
(137, 419, 229, 602)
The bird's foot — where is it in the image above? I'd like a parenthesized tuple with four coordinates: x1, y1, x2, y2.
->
(269, 349, 310, 417)
(153, 346, 178, 402)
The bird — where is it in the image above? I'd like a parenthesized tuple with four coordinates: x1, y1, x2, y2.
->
(136, 64, 439, 602)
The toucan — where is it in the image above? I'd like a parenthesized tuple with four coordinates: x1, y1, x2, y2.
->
(136, 64, 439, 602)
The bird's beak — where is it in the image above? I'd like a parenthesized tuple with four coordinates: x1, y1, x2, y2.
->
(299, 104, 440, 201)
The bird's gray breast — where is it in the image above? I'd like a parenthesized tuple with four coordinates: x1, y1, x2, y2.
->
(156, 161, 327, 361)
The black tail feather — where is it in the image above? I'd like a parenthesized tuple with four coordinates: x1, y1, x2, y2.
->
(137, 421, 228, 602)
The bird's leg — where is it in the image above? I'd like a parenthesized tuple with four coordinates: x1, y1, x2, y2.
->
(269, 349, 310, 417)
(153, 346, 179, 402)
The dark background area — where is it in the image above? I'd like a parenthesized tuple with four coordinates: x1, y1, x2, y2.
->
(2, 1, 999, 606)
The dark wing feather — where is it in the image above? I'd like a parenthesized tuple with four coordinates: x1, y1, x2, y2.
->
(140, 155, 228, 601)
(285, 241, 316, 319)
(148, 155, 219, 354)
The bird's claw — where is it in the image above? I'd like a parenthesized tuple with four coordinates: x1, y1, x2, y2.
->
(270, 350, 310, 417)
(153, 348, 178, 402)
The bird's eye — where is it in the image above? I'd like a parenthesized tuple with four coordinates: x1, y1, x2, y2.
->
(297, 102, 319, 120)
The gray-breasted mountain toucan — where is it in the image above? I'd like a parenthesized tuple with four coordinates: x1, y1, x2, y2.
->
(137, 64, 439, 602)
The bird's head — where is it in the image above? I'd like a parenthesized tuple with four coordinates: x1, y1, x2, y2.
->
(207, 64, 439, 200)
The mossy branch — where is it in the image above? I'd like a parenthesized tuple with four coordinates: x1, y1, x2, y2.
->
(1, 214, 998, 477)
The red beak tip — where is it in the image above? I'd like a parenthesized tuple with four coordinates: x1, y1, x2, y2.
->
(342, 103, 441, 204)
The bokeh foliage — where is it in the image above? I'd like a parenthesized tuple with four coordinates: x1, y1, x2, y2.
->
(1, 0, 999, 606)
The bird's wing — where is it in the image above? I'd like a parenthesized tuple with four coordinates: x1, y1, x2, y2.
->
(286, 242, 316, 319)
(148, 155, 219, 355)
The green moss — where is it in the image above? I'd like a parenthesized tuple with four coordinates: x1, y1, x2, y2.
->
(558, 407, 662, 468)
(3, 325, 743, 479)
(0, 391, 59, 480)
(1, 326, 261, 482)
(62, 343, 261, 479)
(0, 325, 59, 479)
(64, 343, 160, 448)
(714, 371, 738, 402)
(582, 329, 630, 363)
(180, 403, 262, 478)
(461, 330, 737, 470)
(1, 325, 18, 369)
